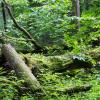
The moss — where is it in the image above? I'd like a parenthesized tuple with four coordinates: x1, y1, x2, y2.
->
(2, 51, 98, 99)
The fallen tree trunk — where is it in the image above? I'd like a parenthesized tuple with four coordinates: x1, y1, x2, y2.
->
(1, 44, 42, 92)
(1, 46, 100, 73)
(20, 47, 100, 72)
(65, 84, 92, 94)
(47, 47, 100, 72)
(58, 84, 92, 95)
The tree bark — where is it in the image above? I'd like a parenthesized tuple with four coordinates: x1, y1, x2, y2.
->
(1, 2, 7, 31)
(76, 0, 80, 17)
(1, 44, 42, 92)
(76, 0, 80, 29)
(72, 0, 80, 29)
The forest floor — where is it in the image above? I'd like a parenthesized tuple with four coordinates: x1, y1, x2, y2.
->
(0, 52, 100, 100)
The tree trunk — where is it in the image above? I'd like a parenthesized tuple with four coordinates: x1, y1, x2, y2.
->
(76, 0, 80, 17)
(76, 0, 80, 29)
(1, 2, 7, 31)
(72, 0, 80, 29)
(1, 44, 42, 92)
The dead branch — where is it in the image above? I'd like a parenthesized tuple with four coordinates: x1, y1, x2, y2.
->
(3, 0, 45, 52)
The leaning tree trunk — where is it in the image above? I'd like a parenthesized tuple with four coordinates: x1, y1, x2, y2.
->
(1, 44, 42, 92)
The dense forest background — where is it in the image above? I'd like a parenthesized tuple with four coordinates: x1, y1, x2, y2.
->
(0, 0, 100, 100)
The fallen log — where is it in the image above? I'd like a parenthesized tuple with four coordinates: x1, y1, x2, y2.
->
(1, 44, 42, 92)
(58, 84, 92, 95)
(65, 84, 92, 94)
(20, 47, 100, 72)
(48, 47, 100, 72)
(1, 46, 100, 73)
(86, 47, 100, 59)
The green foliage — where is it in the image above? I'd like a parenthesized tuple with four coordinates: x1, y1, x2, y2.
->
(0, 67, 18, 99)
(0, 67, 36, 100)
(0, 52, 100, 99)
(0, 0, 100, 99)
(7, 0, 72, 46)
(39, 67, 100, 100)
(4, 0, 100, 52)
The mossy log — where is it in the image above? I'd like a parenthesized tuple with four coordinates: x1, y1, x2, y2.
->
(50, 47, 100, 71)
(86, 47, 100, 59)
(1, 44, 42, 92)
(21, 47, 100, 72)
(59, 84, 92, 95)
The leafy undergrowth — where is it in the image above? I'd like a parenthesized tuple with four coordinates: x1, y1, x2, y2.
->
(40, 68, 100, 100)
(0, 54, 100, 100)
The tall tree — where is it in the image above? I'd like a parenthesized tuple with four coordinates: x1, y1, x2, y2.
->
(72, 0, 80, 16)
(72, 0, 80, 29)
(1, 2, 7, 31)
(76, 0, 80, 17)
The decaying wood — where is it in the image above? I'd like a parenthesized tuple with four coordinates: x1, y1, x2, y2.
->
(86, 47, 100, 59)
(51, 47, 100, 71)
(60, 84, 92, 95)
(1, 44, 100, 73)
(66, 84, 92, 94)
(21, 47, 100, 72)
(2, 44, 42, 92)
